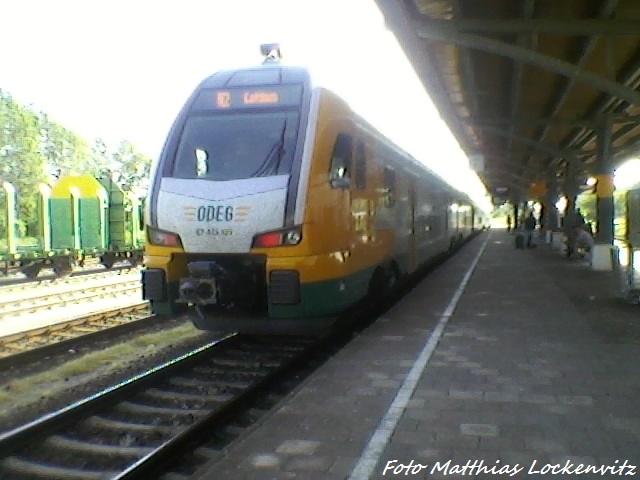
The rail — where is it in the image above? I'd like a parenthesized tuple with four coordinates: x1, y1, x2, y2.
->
(0, 334, 317, 479)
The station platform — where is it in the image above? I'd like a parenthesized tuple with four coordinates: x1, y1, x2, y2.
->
(194, 230, 640, 480)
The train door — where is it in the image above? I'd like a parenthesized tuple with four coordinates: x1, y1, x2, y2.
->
(408, 182, 417, 273)
(328, 131, 353, 252)
(351, 139, 371, 248)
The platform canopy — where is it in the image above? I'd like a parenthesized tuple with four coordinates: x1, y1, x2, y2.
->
(374, 0, 640, 204)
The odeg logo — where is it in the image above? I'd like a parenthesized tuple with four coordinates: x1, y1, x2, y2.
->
(197, 205, 233, 222)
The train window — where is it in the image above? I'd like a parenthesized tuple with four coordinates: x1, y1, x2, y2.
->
(329, 133, 353, 189)
(172, 111, 298, 180)
(354, 140, 366, 190)
(383, 166, 395, 207)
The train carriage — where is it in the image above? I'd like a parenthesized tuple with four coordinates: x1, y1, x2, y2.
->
(142, 45, 481, 334)
(1, 175, 144, 277)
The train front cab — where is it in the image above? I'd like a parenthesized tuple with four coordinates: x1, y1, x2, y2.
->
(141, 66, 306, 322)
(142, 87, 396, 329)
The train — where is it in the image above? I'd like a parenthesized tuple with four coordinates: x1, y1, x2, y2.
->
(0, 175, 144, 277)
(142, 44, 488, 334)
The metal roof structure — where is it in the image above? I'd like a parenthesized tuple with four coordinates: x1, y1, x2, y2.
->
(374, 0, 640, 204)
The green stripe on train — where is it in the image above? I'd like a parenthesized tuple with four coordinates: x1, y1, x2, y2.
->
(269, 266, 375, 318)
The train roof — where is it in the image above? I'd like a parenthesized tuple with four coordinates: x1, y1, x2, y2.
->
(198, 64, 311, 89)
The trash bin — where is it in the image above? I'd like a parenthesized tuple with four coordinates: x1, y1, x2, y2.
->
(592, 244, 616, 271)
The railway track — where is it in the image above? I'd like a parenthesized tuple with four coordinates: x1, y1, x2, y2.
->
(0, 273, 142, 319)
(0, 302, 151, 365)
(0, 265, 140, 291)
(0, 333, 317, 479)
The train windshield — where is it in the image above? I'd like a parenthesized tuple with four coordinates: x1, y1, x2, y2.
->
(172, 111, 299, 181)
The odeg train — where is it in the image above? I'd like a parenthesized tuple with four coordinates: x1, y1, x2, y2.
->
(142, 44, 485, 334)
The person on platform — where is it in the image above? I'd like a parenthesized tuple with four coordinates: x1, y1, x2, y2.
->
(563, 206, 585, 258)
(524, 211, 537, 248)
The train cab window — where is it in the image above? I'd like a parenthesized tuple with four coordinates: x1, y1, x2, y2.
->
(383, 166, 395, 207)
(354, 140, 367, 190)
(172, 112, 298, 181)
(329, 133, 353, 189)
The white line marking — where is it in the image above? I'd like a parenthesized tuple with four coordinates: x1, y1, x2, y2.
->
(348, 234, 490, 480)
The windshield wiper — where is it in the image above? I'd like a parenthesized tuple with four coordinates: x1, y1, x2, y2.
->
(253, 120, 287, 177)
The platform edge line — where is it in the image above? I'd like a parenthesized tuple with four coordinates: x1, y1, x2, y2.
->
(348, 233, 491, 480)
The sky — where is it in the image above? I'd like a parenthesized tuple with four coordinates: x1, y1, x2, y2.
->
(0, 0, 492, 211)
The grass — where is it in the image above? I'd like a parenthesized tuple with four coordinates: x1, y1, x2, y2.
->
(0, 323, 204, 419)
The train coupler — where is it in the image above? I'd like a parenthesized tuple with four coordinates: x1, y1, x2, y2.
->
(178, 260, 264, 311)
(178, 261, 227, 306)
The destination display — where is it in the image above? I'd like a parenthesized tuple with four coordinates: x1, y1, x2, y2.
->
(193, 85, 303, 110)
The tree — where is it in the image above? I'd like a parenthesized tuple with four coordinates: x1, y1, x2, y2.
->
(89, 138, 112, 175)
(0, 91, 47, 236)
(1, 88, 153, 239)
(110, 140, 152, 190)
(40, 117, 92, 177)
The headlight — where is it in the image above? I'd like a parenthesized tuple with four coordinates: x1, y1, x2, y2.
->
(252, 226, 302, 248)
(147, 226, 182, 247)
